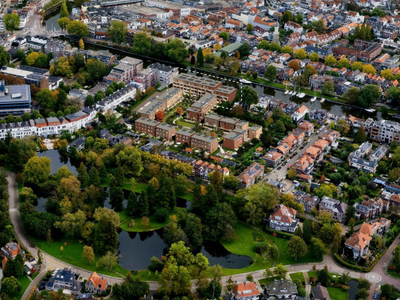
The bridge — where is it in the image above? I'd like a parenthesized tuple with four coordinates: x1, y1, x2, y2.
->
(42, 0, 63, 16)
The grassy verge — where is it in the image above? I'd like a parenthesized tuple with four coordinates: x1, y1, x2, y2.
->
(307, 271, 318, 279)
(387, 269, 400, 278)
(273, 237, 321, 266)
(15, 275, 31, 300)
(30, 237, 129, 277)
(176, 119, 195, 128)
(289, 272, 305, 282)
(327, 287, 348, 300)
(119, 210, 169, 232)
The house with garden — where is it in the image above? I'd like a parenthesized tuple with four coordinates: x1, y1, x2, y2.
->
(264, 279, 298, 299)
(268, 204, 299, 233)
(230, 282, 260, 300)
(85, 272, 108, 294)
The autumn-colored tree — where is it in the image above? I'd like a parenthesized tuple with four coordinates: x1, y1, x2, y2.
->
(79, 38, 84, 49)
(320, 174, 325, 183)
(177, 107, 183, 116)
(363, 64, 376, 75)
(142, 216, 150, 228)
(155, 110, 164, 121)
(211, 132, 216, 137)
(288, 60, 300, 71)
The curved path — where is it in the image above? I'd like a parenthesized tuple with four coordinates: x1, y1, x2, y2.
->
(7, 172, 400, 299)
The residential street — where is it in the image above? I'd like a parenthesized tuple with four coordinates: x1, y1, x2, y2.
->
(7, 172, 400, 299)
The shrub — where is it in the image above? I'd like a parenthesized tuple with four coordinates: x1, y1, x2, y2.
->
(294, 280, 306, 297)
(154, 208, 170, 223)
(341, 285, 350, 291)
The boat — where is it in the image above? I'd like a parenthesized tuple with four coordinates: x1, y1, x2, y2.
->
(320, 98, 325, 103)
(310, 96, 317, 102)
(284, 90, 289, 94)
(289, 91, 294, 95)
(365, 108, 376, 113)
(296, 92, 301, 97)
(239, 79, 252, 84)
(298, 93, 306, 98)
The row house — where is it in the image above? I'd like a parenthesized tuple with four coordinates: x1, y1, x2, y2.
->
(293, 190, 320, 213)
(138, 88, 182, 119)
(294, 154, 314, 174)
(263, 151, 283, 167)
(284, 21, 303, 33)
(187, 93, 218, 122)
(161, 151, 196, 167)
(135, 118, 176, 141)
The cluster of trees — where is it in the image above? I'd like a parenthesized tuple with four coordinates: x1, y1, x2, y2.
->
(4, 13, 20, 33)
(351, 23, 374, 41)
(257, 40, 290, 54)
(342, 84, 380, 108)
(132, 32, 188, 63)
(260, 108, 296, 148)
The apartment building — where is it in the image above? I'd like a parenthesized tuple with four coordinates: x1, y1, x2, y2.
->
(138, 88, 182, 119)
(135, 117, 160, 136)
(155, 122, 176, 141)
(248, 125, 262, 140)
(332, 40, 382, 62)
(223, 129, 245, 150)
(367, 120, 400, 143)
(138, 100, 165, 119)
(105, 57, 143, 84)
(0, 81, 31, 116)
(176, 129, 195, 145)
(190, 133, 218, 153)
(204, 113, 224, 128)
(172, 73, 237, 101)
(187, 93, 218, 122)
(319, 196, 347, 223)
(147, 63, 179, 86)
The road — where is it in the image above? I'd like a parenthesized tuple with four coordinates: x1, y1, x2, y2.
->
(7, 172, 400, 299)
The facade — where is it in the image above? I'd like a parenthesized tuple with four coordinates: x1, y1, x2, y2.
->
(204, 113, 224, 128)
(319, 196, 347, 223)
(147, 63, 179, 86)
(135, 117, 160, 136)
(293, 191, 320, 213)
(0, 81, 31, 116)
(265, 280, 298, 299)
(332, 40, 382, 62)
(85, 272, 108, 294)
(155, 122, 176, 141)
(223, 130, 245, 150)
(176, 129, 195, 145)
(190, 133, 219, 153)
(45, 268, 82, 294)
(105, 57, 143, 84)
(139, 88, 182, 119)
(269, 204, 299, 233)
(344, 231, 372, 260)
(187, 93, 218, 122)
(367, 120, 400, 143)
(263, 151, 283, 167)
(248, 125, 262, 140)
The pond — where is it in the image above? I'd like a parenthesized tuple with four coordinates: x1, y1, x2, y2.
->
(37, 150, 78, 175)
(43, 11, 61, 31)
(348, 279, 359, 300)
(118, 229, 252, 271)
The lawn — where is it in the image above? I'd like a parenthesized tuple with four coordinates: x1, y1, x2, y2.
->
(387, 269, 400, 278)
(327, 287, 348, 300)
(30, 237, 129, 277)
(121, 182, 149, 193)
(259, 276, 281, 286)
(307, 271, 318, 279)
(289, 272, 305, 283)
(273, 237, 322, 266)
(176, 119, 195, 128)
(119, 209, 170, 232)
(15, 275, 31, 300)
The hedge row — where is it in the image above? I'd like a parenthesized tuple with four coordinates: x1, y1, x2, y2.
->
(333, 248, 387, 273)
(265, 226, 294, 240)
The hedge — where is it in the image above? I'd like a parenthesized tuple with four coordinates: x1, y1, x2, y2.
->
(265, 226, 294, 239)
(333, 248, 388, 273)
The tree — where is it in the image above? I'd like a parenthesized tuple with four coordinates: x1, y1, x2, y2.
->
(358, 278, 371, 290)
(60, 0, 69, 18)
(155, 110, 164, 121)
(317, 269, 331, 286)
(219, 31, 229, 40)
(265, 65, 277, 81)
(19, 187, 38, 204)
(337, 58, 350, 69)
(240, 86, 259, 111)
(294, 49, 307, 60)
(86, 59, 108, 81)
(4, 13, 20, 33)
(295, 14, 303, 24)
(79, 38, 84, 49)
(281, 10, 293, 24)
(303, 219, 312, 244)
(311, 20, 324, 34)
(287, 236, 308, 260)
(1, 276, 20, 295)
(354, 126, 366, 143)
(309, 52, 319, 62)
(55, 210, 86, 237)
(246, 23, 253, 34)
(336, 118, 350, 134)
(107, 20, 128, 44)
(310, 237, 327, 259)
(97, 251, 118, 270)
(58, 17, 70, 30)
(223, 175, 240, 190)
(351, 61, 363, 71)
(94, 216, 118, 255)
(273, 264, 288, 279)
(358, 84, 380, 108)
(190, 55, 195, 65)
(286, 167, 297, 179)
(386, 86, 400, 106)
(281, 46, 293, 55)
(164, 38, 189, 63)
(324, 55, 337, 67)
(389, 168, 400, 182)
(288, 60, 300, 71)
(82, 245, 95, 264)
(23, 156, 51, 185)
(362, 64, 376, 75)
(26, 52, 39, 66)
(322, 81, 334, 95)
(67, 20, 89, 38)
(197, 48, 204, 67)
(257, 40, 270, 50)
(36, 88, 57, 110)
(238, 43, 251, 58)
(343, 87, 360, 105)
(381, 69, 394, 81)
(85, 95, 95, 107)
(177, 107, 183, 116)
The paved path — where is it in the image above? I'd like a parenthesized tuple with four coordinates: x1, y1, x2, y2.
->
(7, 172, 400, 299)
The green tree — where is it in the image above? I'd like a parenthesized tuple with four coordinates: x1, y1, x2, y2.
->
(164, 38, 189, 63)
(309, 52, 319, 62)
(358, 84, 380, 108)
(67, 20, 89, 38)
(1, 276, 21, 295)
(281, 46, 293, 54)
(351, 61, 363, 71)
(295, 14, 303, 24)
(324, 55, 337, 67)
(303, 219, 312, 244)
(294, 49, 307, 60)
(59, 0, 69, 18)
(23, 156, 51, 185)
(311, 20, 324, 34)
(85, 94, 95, 107)
(287, 236, 308, 260)
(82, 245, 95, 265)
(273, 263, 288, 279)
(281, 10, 293, 24)
(337, 58, 350, 69)
(96, 251, 118, 270)
(219, 31, 229, 40)
(257, 40, 269, 50)
(343, 87, 360, 105)
(317, 269, 331, 286)
(197, 48, 204, 67)
(107, 20, 128, 44)
(4, 13, 20, 33)
(354, 126, 366, 143)
(310, 237, 327, 259)
(240, 86, 259, 111)
(246, 23, 253, 34)
(322, 81, 334, 95)
(19, 187, 38, 204)
(86, 59, 108, 81)
(54, 210, 86, 237)
(265, 65, 277, 81)
(36, 52, 48, 68)
(386, 86, 400, 106)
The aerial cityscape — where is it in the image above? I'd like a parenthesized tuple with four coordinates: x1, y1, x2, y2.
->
(1, 0, 400, 299)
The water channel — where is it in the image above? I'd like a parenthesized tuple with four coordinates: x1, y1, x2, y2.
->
(43, 11, 61, 31)
(35, 150, 252, 270)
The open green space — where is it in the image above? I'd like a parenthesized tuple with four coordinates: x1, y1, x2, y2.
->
(121, 182, 149, 193)
(387, 269, 400, 278)
(307, 271, 318, 279)
(119, 209, 170, 232)
(274, 237, 321, 266)
(15, 275, 31, 300)
(176, 119, 195, 128)
(327, 287, 348, 300)
(289, 272, 305, 282)
(30, 237, 129, 277)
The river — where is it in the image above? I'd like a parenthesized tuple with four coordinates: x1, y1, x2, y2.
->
(43, 11, 61, 31)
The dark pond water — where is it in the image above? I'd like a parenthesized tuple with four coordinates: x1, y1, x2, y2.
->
(43, 11, 61, 31)
(118, 229, 252, 271)
(37, 150, 78, 175)
(348, 279, 359, 300)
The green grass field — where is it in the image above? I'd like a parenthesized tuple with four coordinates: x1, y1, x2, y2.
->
(121, 182, 149, 193)
(15, 275, 31, 300)
(119, 210, 170, 232)
(289, 272, 305, 282)
(327, 287, 348, 300)
(30, 237, 128, 277)
(176, 119, 195, 128)
(273, 238, 322, 266)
